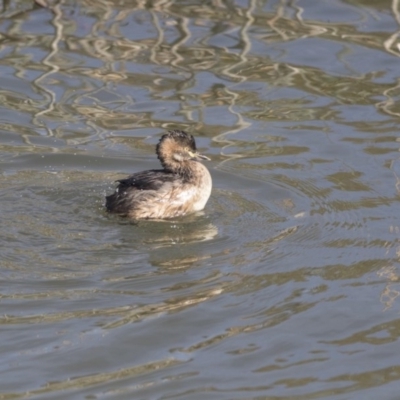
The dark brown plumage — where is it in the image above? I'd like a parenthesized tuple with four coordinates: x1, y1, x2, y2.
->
(106, 130, 212, 219)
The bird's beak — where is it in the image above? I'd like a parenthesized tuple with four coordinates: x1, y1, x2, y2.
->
(189, 151, 210, 161)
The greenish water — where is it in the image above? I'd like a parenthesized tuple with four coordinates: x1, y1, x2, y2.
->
(1, 0, 400, 399)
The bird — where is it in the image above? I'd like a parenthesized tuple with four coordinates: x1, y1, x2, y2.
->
(106, 130, 212, 220)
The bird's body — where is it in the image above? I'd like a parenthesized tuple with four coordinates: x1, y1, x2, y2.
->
(106, 130, 212, 219)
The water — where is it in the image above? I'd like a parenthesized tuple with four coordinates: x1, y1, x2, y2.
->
(1, 0, 400, 398)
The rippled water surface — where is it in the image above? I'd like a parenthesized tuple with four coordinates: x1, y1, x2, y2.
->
(2, 0, 400, 398)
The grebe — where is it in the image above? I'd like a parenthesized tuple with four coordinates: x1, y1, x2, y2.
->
(106, 130, 212, 219)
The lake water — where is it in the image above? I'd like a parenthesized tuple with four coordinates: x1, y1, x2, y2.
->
(1, 0, 400, 399)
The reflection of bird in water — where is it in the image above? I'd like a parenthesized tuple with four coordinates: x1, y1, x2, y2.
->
(106, 130, 212, 219)
(145, 220, 218, 247)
